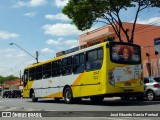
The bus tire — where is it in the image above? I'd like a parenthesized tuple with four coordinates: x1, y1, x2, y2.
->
(31, 91, 38, 102)
(90, 96, 104, 103)
(64, 87, 73, 104)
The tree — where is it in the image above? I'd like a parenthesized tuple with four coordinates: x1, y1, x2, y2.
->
(0, 75, 19, 84)
(62, 0, 160, 43)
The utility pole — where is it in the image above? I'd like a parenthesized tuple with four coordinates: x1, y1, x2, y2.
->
(36, 51, 39, 63)
(20, 70, 21, 86)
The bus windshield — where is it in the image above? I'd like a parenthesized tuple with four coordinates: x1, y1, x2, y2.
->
(110, 43, 141, 64)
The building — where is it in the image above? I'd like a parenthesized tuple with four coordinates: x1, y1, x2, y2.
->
(79, 22, 160, 77)
(3, 79, 22, 90)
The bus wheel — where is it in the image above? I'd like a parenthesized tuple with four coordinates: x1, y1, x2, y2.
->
(90, 96, 104, 103)
(147, 90, 155, 101)
(32, 92, 38, 102)
(64, 87, 73, 104)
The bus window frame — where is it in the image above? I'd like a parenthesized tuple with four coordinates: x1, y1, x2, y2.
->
(72, 53, 85, 74)
(61, 57, 72, 76)
(43, 62, 52, 79)
(85, 47, 103, 71)
(52, 60, 61, 77)
(29, 67, 36, 81)
(109, 42, 141, 65)
(23, 69, 29, 87)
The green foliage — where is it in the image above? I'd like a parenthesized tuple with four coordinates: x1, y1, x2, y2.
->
(63, 0, 160, 43)
(63, 0, 132, 30)
(0, 75, 19, 84)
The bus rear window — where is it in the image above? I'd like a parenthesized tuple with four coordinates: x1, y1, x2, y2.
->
(110, 43, 141, 64)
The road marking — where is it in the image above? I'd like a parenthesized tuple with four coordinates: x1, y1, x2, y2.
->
(81, 117, 128, 120)
(0, 106, 5, 108)
(81, 117, 149, 120)
(124, 117, 150, 120)
(4, 107, 18, 111)
(25, 108, 35, 111)
(0, 100, 13, 102)
(0, 105, 45, 111)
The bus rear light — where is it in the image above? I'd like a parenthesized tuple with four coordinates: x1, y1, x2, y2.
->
(153, 84, 159, 88)
(108, 70, 115, 86)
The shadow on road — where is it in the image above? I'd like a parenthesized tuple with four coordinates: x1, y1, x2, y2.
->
(28, 98, 160, 106)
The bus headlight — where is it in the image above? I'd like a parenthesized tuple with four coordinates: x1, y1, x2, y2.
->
(108, 70, 115, 86)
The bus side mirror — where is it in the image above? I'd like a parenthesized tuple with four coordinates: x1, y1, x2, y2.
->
(106, 44, 109, 48)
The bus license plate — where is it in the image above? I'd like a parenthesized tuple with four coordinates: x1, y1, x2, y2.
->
(125, 82, 131, 86)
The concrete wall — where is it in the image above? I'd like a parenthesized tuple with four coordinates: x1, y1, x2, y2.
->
(79, 22, 160, 77)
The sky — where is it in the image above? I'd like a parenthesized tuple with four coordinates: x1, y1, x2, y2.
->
(0, 0, 159, 77)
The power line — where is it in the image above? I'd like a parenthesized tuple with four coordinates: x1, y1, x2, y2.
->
(134, 25, 160, 36)
(38, 52, 52, 59)
(126, 7, 157, 22)
(134, 19, 160, 32)
(120, 18, 160, 39)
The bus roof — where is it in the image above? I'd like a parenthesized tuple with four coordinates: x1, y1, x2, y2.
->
(24, 42, 107, 70)
(24, 41, 140, 70)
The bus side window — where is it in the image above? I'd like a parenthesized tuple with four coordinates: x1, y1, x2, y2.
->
(36, 66, 42, 80)
(86, 50, 97, 71)
(73, 53, 85, 74)
(43, 62, 51, 79)
(29, 68, 35, 81)
(52, 60, 61, 77)
(86, 48, 103, 71)
(24, 70, 28, 81)
(24, 70, 28, 87)
(62, 57, 72, 76)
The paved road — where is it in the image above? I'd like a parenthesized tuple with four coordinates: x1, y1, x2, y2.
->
(0, 97, 160, 111)
(0, 97, 160, 120)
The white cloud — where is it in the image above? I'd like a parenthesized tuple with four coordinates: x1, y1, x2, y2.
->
(14, 0, 47, 7)
(0, 48, 26, 58)
(46, 38, 78, 48)
(0, 31, 19, 39)
(42, 23, 80, 36)
(0, 48, 37, 76)
(64, 40, 78, 48)
(14, 1, 26, 7)
(30, 0, 47, 6)
(45, 13, 70, 21)
(23, 12, 36, 17)
(55, 0, 68, 8)
(46, 39, 61, 45)
(40, 48, 54, 53)
(136, 17, 160, 25)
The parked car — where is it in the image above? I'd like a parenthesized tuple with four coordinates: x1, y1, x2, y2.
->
(2, 90, 12, 98)
(11, 90, 22, 98)
(2, 90, 22, 98)
(121, 77, 160, 101)
(144, 77, 160, 101)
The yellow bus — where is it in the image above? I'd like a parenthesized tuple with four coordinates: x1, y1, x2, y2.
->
(22, 42, 144, 103)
